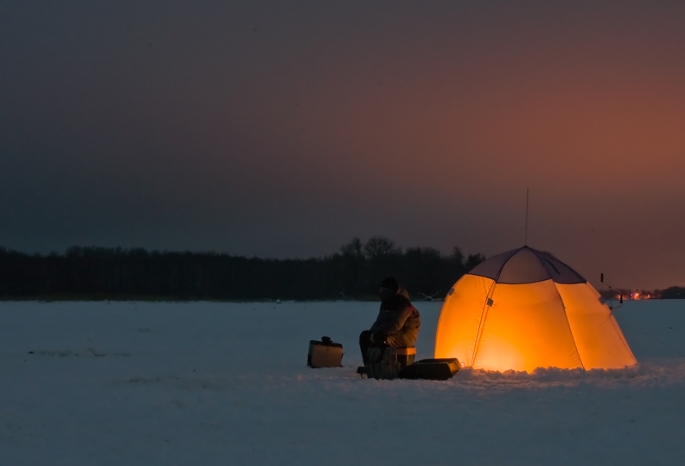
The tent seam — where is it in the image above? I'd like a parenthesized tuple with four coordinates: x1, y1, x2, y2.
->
(530, 248, 586, 284)
(469, 251, 515, 367)
(469, 280, 498, 367)
(603, 302, 637, 364)
(552, 282, 586, 370)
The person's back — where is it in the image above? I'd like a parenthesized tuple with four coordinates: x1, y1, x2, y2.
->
(359, 278, 421, 374)
(370, 287, 420, 348)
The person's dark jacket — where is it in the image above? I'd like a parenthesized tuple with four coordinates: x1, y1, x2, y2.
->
(370, 288, 420, 348)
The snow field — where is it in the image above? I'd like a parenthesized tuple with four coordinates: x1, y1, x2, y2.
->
(1, 300, 685, 465)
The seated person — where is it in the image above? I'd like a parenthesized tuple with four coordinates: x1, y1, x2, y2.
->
(359, 277, 421, 368)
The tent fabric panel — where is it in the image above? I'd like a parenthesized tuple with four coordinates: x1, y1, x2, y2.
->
(470, 246, 586, 284)
(556, 283, 637, 369)
(468, 248, 520, 280)
(473, 280, 583, 372)
(434, 274, 494, 366)
(529, 249, 586, 284)
(497, 248, 553, 284)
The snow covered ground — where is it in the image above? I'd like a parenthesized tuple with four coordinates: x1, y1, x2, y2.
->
(1, 299, 684, 465)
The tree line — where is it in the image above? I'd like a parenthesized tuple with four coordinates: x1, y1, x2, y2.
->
(0, 237, 486, 301)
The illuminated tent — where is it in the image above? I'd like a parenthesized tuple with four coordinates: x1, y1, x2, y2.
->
(434, 246, 637, 372)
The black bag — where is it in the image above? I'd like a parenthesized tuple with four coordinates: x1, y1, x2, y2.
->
(399, 358, 460, 380)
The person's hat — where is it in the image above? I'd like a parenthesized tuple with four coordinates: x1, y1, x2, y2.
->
(380, 277, 399, 292)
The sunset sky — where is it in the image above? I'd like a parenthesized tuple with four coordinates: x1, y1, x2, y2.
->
(1, 1, 684, 289)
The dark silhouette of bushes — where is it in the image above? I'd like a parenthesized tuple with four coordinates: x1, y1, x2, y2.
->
(659, 286, 685, 299)
(0, 237, 485, 301)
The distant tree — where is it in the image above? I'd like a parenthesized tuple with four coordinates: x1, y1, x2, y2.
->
(363, 236, 401, 260)
(450, 246, 465, 268)
(464, 253, 486, 272)
(659, 286, 685, 299)
(402, 247, 443, 297)
(335, 237, 367, 296)
(340, 237, 364, 258)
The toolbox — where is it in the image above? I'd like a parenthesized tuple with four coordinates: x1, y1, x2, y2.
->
(307, 336, 344, 368)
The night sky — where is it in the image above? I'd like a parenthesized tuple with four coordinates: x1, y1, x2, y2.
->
(1, 1, 684, 289)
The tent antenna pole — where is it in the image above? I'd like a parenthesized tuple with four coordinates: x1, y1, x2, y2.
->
(524, 188, 529, 246)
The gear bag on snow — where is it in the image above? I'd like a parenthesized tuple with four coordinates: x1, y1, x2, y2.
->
(399, 358, 460, 380)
